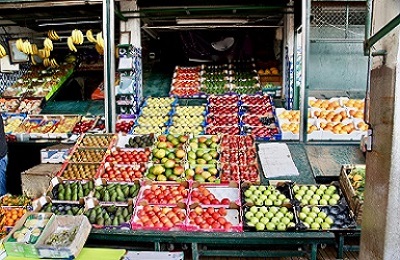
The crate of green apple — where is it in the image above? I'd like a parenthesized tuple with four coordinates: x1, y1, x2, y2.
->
(242, 184, 292, 207)
(243, 205, 296, 231)
(99, 162, 147, 181)
(297, 205, 356, 231)
(187, 205, 242, 232)
(292, 184, 341, 206)
(136, 181, 189, 205)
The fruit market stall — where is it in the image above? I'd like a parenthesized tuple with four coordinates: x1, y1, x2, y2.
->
(0, 129, 364, 259)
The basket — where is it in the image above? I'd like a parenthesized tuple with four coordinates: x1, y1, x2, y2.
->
(21, 164, 63, 199)
(339, 164, 364, 225)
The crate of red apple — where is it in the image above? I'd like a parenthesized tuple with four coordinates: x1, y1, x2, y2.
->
(98, 162, 147, 182)
(105, 148, 151, 164)
(136, 181, 189, 205)
(72, 116, 98, 134)
(170, 66, 202, 98)
(189, 182, 241, 207)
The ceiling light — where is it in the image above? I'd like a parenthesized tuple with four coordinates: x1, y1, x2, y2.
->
(176, 18, 248, 25)
(38, 20, 101, 27)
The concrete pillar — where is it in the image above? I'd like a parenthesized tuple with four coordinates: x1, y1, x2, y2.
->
(359, 0, 400, 258)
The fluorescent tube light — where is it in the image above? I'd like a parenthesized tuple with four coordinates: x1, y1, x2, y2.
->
(176, 18, 248, 25)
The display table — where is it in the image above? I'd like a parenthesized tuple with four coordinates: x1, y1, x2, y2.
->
(89, 229, 336, 260)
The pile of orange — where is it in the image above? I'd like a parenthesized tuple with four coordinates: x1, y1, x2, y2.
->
(309, 99, 341, 110)
(0, 207, 27, 227)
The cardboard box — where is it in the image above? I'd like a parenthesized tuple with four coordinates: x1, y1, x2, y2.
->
(21, 164, 63, 199)
(36, 215, 91, 259)
(41, 149, 70, 164)
(4, 212, 54, 258)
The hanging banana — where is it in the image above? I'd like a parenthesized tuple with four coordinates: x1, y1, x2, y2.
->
(43, 58, 50, 67)
(16, 38, 24, 52)
(31, 44, 38, 55)
(0, 44, 6, 58)
(95, 43, 103, 55)
(67, 36, 77, 52)
(71, 29, 84, 45)
(22, 40, 31, 55)
(86, 29, 97, 43)
(30, 55, 37, 65)
(48, 30, 60, 41)
(96, 32, 104, 49)
(43, 38, 53, 51)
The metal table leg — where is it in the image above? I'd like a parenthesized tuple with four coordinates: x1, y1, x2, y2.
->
(155, 242, 161, 251)
(311, 243, 318, 260)
(192, 243, 199, 260)
(337, 234, 345, 259)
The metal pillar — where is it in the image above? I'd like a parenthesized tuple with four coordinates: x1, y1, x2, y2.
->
(299, 0, 311, 142)
(103, 0, 116, 133)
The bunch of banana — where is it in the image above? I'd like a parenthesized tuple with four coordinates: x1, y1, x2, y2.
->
(38, 49, 51, 59)
(43, 38, 53, 51)
(43, 58, 51, 67)
(71, 29, 84, 45)
(86, 29, 97, 43)
(0, 44, 6, 58)
(16, 38, 24, 52)
(49, 58, 59, 68)
(96, 32, 104, 48)
(31, 44, 38, 55)
(22, 40, 33, 55)
(48, 30, 60, 41)
(67, 36, 77, 52)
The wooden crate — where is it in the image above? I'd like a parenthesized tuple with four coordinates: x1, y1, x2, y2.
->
(339, 164, 365, 225)
(21, 164, 63, 199)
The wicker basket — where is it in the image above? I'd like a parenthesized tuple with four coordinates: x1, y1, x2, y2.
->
(339, 164, 365, 225)
(21, 164, 63, 199)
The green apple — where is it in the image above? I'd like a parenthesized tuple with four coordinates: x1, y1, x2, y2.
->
(300, 186, 309, 191)
(255, 222, 265, 231)
(277, 223, 286, 231)
(314, 217, 324, 224)
(255, 199, 264, 206)
(312, 194, 321, 201)
(318, 212, 327, 219)
(285, 212, 294, 220)
(311, 207, 320, 213)
(280, 207, 288, 214)
(255, 212, 264, 219)
(250, 216, 259, 225)
(268, 186, 275, 191)
(259, 206, 269, 214)
(244, 190, 253, 198)
(259, 195, 268, 202)
(303, 195, 312, 201)
(302, 207, 310, 214)
(260, 217, 270, 225)
(331, 194, 340, 201)
(287, 222, 296, 229)
(315, 189, 324, 196)
(284, 198, 291, 204)
(301, 199, 309, 206)
(250, 206, 258, 214)
(249, 185, 257, 192)
(253, 190, 262, 196)
(281, 217, 291, 225)
(292, 185, 300, 192)
(258, 185, 267, 191)
(296, 189, 305, 196)
(325, 216, 334, 225)
(250, 195, 258, 202)
(306, 190, 315, 196)
(319, 185, 327, 191)
(265, 212, 274, 219)
(269, 207, 279, 214)
(294, 194, 303, 201)
(303, 222, 310, 229)
(268, 194, 277, 201)
(324, 189, 335, 196)
(321, 222, 331, 230)
(322, 194, 330, 201)
(278, 194, 287, 201)
(266, 222, 276, 231)
(270, 217, 280, 225)
(265, 199, 273, 206)
(328, 198, 338, 205)
(305, 217, 314, 225)
(311, 222, 320, 230)
(245, 211, 254, 220)
(328, 185, 337, 191)
(309, 199, 318, 206)
(308, 212, 317, 219)
(309, 185, 318, 192)
(275, 212, 284, 219)
(274, 200, 283, 206)
(298, 212, 307, 221)
(319, 199, 328, 206)
(263, 190, 272, 196)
